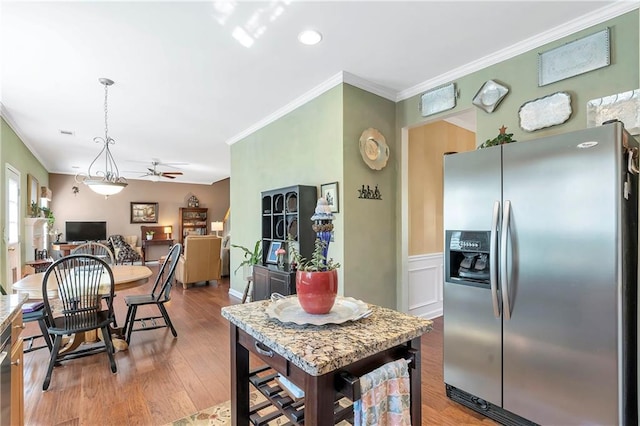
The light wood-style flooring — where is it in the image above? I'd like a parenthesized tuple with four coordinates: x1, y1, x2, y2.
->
(22, 264, 496, 425)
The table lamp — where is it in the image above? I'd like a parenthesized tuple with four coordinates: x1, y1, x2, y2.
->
(164, 226, 172, 239)
(211, 221, 223, 237)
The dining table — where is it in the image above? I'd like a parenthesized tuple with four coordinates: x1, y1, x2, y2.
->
(12, 264, 152, 299)
(12, 264, 153, 353)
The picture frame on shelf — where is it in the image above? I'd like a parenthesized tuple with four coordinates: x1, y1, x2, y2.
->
(266, 241, 283, 264)
(130, 202, 159, 223)
(321, 182, 339, 213)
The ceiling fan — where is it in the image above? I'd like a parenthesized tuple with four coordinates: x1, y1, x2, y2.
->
(136, 160, 184, 180)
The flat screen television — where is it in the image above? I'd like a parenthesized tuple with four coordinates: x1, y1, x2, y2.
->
(65, 221, 107, 242)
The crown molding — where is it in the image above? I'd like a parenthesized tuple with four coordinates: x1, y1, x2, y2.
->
(0, 103, 52, 170)
(396, 1, 640, 101)
(226, 72, 344, 145)
(342, 71, 397, 101)
(226, 70, 397, 146)
(228, 1, 637, 145)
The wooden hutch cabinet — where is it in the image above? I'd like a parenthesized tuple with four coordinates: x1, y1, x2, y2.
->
(178, 207, 208, 245)
(252, 184, 317, 301)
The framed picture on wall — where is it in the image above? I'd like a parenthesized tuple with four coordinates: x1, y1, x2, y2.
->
(321, 182, 339, 213)
(27, 174, 39, 210)
(130, 202, 158, 223)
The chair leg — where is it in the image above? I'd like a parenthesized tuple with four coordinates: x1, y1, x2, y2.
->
(158, 304, 177, 337)
(43, 335, 63, 391)
(37, 318, 53, 352)
(123, 305, 133, 339)
(125, 305, 138, 344)
(101, 325, 117, 373)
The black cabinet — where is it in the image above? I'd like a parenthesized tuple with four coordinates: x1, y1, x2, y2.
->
(252, 265, 295, 301)
(253, 184, 316, 301)
(260, 185, 317, 266)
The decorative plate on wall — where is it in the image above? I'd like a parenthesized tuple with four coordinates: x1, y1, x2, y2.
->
(519, 92, 572, 132)
(359, 128, 389, 170)
(472, 80, 509, 113)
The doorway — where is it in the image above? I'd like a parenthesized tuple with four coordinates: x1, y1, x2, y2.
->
(5, 164, 21, 290)
(400, 109, 476, 317)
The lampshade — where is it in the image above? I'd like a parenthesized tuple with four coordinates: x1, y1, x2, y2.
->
(211, 221, 224, 232)
(83, 179, 127, 196)
(164, 226, 172, 234)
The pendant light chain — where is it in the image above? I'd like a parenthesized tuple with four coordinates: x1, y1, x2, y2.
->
(104, 81, 109, 142)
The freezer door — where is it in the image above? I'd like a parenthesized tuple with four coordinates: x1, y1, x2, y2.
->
(501, 124, 632, 425)
(443, 147, 502, 406)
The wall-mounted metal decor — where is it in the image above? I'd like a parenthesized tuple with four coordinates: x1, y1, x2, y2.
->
(519, 92, 572, 132)
(359, 128, 389, 170)
(472, 80, 509, 113)
(420, 82, 456, 117)
(538, 28, 610, 87)
(587, 89, 640, 136)
(357, 185, 382, 200)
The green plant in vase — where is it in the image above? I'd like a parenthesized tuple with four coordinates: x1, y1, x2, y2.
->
(232, 239, 262, 278)
(289, 196, 341, 315)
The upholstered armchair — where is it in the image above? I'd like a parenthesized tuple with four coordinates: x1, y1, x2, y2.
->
(175, 235, 222, 289)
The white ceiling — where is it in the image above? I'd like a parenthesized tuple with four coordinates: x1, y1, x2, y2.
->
(1, 1, 634, 185)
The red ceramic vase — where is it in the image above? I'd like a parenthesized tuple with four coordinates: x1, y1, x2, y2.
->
(296, 269, 338, 314)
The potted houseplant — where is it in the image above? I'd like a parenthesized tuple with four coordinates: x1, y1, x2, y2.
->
(290, 238, 341, 314)
(145, 230, 155, 240)
(232, 239, 262, 280)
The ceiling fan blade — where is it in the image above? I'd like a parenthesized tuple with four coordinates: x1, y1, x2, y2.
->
(162, 174, 177, 179)
(161, 171, 183, 175)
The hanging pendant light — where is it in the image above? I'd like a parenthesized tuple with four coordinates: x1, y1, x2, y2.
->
(78, 78, 127, 197)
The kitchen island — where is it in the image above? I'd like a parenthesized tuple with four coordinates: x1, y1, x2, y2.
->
(222, 299, 432, 425)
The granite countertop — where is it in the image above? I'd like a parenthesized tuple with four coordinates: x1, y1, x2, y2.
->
(0, 293, 28, 332)
(221, 300, 432, 376)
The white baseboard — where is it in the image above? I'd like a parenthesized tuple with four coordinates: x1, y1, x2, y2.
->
(228, 287, 243, 300)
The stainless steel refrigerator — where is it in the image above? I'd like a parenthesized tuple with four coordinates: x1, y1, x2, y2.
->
(443, 122, 638, 425)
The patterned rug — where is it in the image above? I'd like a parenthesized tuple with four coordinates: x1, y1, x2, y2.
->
(167, 391, 287, 426)
(167, 391, 352, 425)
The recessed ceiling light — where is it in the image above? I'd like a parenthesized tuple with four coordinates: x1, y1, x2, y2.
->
(298, 29, 322, 46)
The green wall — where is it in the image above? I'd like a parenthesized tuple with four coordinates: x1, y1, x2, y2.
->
(230, 85, 344, 295)
(1, 118, 50, 280)
(231, 10, 638, 311)
(230, 84, 398, 308)
(342, 84, 396, 306)
(397, 11, 639, 142)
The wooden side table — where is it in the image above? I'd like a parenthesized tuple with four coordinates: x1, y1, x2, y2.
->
(141, 239, 174, 265)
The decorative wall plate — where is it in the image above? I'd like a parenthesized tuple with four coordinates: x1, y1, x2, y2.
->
(472, 80, 509, 113)
(519, 92, 572, 132)
(359, 128, 389, 170)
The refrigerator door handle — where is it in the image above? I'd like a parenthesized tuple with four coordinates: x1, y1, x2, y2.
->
(501, 200, 512, 320)
(490, 201, 500, 318)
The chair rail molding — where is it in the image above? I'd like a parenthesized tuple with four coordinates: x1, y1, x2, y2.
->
(408, 252, 443, 319)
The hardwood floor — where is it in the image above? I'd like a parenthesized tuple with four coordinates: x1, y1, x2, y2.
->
(22, 264, 496, 425)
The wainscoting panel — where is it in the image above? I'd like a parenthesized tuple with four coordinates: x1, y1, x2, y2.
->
(408, 253, 443, 319)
